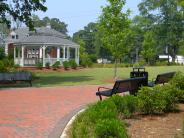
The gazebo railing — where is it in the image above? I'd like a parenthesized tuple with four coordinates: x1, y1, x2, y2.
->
(44, 58, 66, 66)
(24, 58, 43, 66)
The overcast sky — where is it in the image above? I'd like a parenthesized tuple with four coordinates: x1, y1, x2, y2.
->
(36, 0, 142, 36)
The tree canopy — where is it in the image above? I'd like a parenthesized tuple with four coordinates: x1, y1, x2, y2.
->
(32, 15, 68, 34)
(0, 0, 47, 29)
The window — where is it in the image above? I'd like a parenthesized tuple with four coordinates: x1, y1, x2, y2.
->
(12, 35, 15, 39)
(16, 35, 19, 39)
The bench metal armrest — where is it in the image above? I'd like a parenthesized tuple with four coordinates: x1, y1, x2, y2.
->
(98, 87, 112, 92)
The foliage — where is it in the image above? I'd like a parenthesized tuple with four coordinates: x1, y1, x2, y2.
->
(111, 95, 138, 118)
(94, 119, 129, 138)
(170, 72, 184, 102)
(0, 0, 47, 29)
(0, 60, 6, 72)
(45, 62, 50, 69)
(52, 61, 61, 70)
(69, 60, 77, 69)
(138, 0, 184, 63)
(62, 61, 70, 70)
(73, 22, 98, 55)
(98, 0, 133, 78)
(137, 85, 178, 114)
(170, 72, 184, 90)
(32, 15, 68, 34)
(69, 98, 129, 138)
(80, 53, 93, 67)
(0, 47, 5, 60)
(141, 31, 157, 65)
(92, 63, 133, 68)
(36, 62, 43, 70)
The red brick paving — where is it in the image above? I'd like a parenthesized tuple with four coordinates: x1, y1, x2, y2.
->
(0, 85, 100, 138)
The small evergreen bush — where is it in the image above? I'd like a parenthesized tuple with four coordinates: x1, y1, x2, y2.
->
(36, 62, 43, 70)
(63, 61, 70, 70)
(45, 62, 50, 69)
(69, 60, 77, 69)
(52, 61, 61, 70)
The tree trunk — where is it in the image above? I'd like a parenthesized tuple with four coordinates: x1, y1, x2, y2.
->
(114, 59, 118, 80)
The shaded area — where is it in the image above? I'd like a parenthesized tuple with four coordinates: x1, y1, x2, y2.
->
(34, 75, 95, 86)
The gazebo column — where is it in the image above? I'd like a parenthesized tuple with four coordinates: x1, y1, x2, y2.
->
(42, 45, 46, 67)
(5, 44, 8, 56)
(77, 48, 80, 65)
(14, 46, 16, 65)
(67, 47, 70, 60)
(57, 47, 60, 61)
(39, 46, 42, 59)
(63, 46, 66, 60)
(75, 47, 79, 65)
(21, 46, 24, 67)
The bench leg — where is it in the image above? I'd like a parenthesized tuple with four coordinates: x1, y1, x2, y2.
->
(29, 81, 32, 87)
(99, 95, 102, 101)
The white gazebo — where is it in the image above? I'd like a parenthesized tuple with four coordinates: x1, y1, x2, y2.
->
(5, 27, 80, 67)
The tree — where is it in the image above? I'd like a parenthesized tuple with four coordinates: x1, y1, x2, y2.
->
(32, 16, 68, 34)
(50, 18, 68, 34)
(0, 0, 47, 29)
(138, 0, 184, 63)
(73, 22, 97, 55)
(98, 0, 132, 79)
(141, 31, 157, 65)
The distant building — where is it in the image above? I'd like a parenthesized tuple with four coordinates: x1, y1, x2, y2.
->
(5, 27, 80, 67)
(159, 55, 184, 64)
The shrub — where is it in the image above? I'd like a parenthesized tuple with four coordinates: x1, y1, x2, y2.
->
(95, 119, 129, 138)
(111, 95, 138, 118)
(69, 60, 77, 69)
(0, 60, 6, 72)
(69, 99, 127, 138)
(89, 54, 97, 63)
(155, 61, 168, 66)
(3, 58, 14, 68)
(137, 86, 167, 114)
(0, 47, 5, 60)
(36, 62, 43, 70)
(137, 85, 179, 114)
(80, 54, 93, 67)
(170, 72, 184, 90)
(63, 61, 70, 70)
(45, 62, 50, 69)
(52, 61, 61, 70)
(159, 85, 178, 112)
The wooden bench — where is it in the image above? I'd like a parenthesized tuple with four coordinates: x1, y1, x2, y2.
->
(148, 72, 176, 87)
(96, 77, 147, 100)
(0, 72, 32, 87)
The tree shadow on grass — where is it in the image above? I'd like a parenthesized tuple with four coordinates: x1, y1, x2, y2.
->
(34, 75, 95, 86)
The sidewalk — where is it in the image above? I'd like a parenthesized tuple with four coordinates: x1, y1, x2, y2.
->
(0, 85, 99, 138)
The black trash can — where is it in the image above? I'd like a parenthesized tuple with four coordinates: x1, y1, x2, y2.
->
(130, 67, 148, 86)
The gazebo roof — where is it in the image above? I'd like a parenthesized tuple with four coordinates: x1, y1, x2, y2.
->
(6, 27, 79, 47)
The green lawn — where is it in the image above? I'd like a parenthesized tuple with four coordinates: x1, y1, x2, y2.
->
(34, 66, 184, 87)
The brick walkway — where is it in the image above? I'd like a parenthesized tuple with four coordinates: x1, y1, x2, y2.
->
(0, 85, 100, 138)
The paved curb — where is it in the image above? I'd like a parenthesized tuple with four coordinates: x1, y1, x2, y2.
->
(48, 105, 86, 138)
(60, 108, 86, 138)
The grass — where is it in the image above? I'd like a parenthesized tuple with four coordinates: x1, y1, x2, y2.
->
(33, 66, 184, 87)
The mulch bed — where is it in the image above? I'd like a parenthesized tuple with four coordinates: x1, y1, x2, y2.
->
(17, 66, 86, 73)
(125, 104, 184, 138)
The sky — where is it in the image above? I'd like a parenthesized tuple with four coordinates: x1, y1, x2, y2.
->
(36, 0, 142, 36)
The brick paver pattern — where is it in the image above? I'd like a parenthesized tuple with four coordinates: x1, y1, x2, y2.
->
(0, 85, 99, 138)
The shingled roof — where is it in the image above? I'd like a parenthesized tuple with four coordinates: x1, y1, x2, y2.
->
(6, 27, 79, 47)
